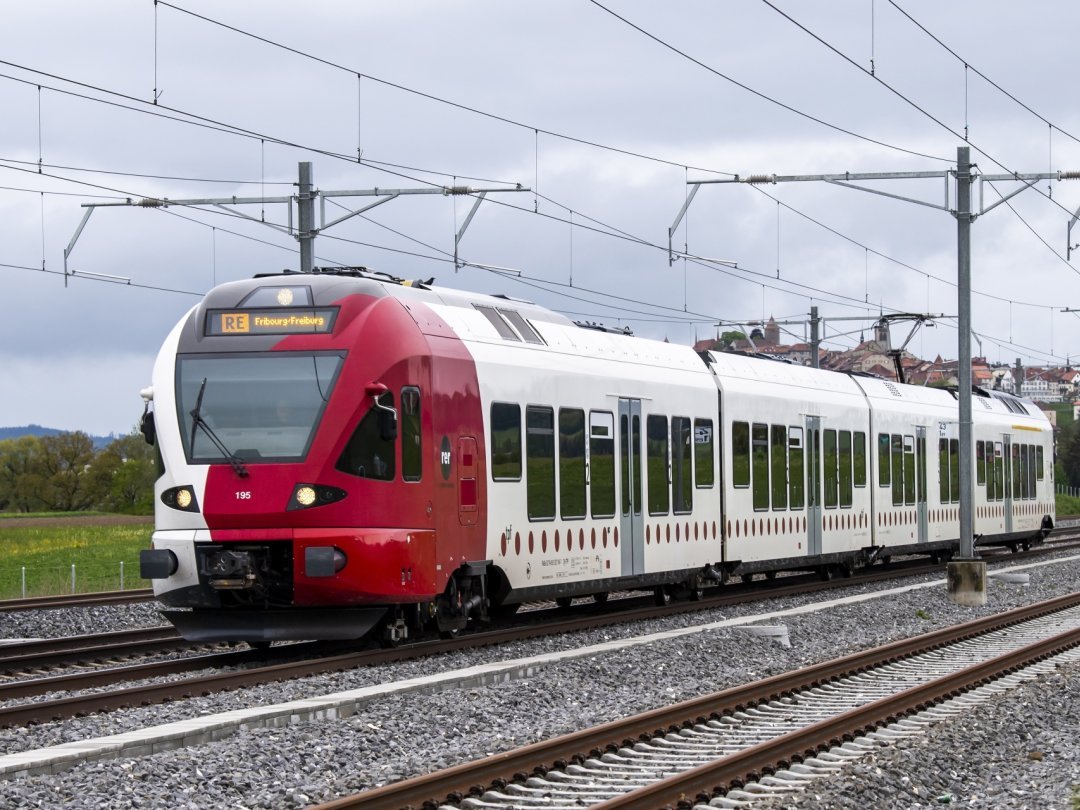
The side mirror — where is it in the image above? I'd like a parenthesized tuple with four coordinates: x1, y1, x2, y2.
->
(367, 382, 398, 441)
(140, 409, 157, 446)
(378, 407, 398, 441)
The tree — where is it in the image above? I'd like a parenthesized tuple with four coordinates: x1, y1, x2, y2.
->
(32, 432, 98, 512)
(86, 430, 156, 514)
(718, 330, 747, 350)
(0, 437, 42, 513)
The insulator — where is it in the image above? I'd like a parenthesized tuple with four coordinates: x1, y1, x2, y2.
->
(745, 174, 775, 184)
(445, 185, 472, 195)
(137, 197, 164, 207)
(1058, 171, 1080, 180)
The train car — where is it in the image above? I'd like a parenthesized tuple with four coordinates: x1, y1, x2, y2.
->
(138, 267, 1055, 644)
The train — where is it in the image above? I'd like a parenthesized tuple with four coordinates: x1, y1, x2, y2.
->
(138, 267, 1055, 644)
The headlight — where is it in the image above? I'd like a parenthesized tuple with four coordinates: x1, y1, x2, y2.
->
(162, 486, 200, 512)
(287, 483, 347, 511)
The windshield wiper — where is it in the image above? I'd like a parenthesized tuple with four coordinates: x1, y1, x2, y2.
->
(189, 377, 249, 478)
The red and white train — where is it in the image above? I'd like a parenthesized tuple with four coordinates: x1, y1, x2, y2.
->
(139, 267, 1055, 643)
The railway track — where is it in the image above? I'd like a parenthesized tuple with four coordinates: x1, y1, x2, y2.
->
(0, 588, 153, 612)
(310, 593, 1080, 810)
(2, 535, 1077, 728)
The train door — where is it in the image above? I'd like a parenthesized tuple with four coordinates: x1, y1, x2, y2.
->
(458, 436, 478, 526)
(618, 398, 645, 576)
(916, 427, 928, 542)
(1003, 434, 1014, 533)
(806, 416, 822, 556)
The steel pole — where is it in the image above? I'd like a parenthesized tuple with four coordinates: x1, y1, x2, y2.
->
(298, 162, 314, 273)
(957, 147, 975, 559)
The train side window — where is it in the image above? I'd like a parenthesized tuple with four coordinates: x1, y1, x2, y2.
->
(1024, 444, 1032, 499)
(1036, 445, 1045, 481)
(733, 422, 750, 488)
(335, 393, 396, 481)
(878, 433, 891, 487)
(986, 443, 996, 500)
(752, 423, 769, 511)
(559, 408, 586, 519)
(917, 434, 927, 505)
(1010, 443, 1020, 500)
(892, 434, 904, 507)
(950, 439, 961, 503)
(823, 429, 838, 509)
(994, 442, 1004, 501)
(788, 427, 805, 509)
(694, 419, 714, 488)
(771, 424, 788, 510)
(838, 430, 853, 508)
(589, 411, 616, 518)
(903, 435, 916, 505)
(490, 403, 522, 481)
(672, 417, 693, 514)
(938, 438, 949, 504)
(526, 406, 555, 520)
(647, 414, 670, 515)
(853, 431, 867, 487)
(401, 388, 422, 482)
(976, 441, 986, 486)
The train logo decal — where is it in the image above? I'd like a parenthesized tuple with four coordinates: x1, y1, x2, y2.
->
(440, 436, 452, 480)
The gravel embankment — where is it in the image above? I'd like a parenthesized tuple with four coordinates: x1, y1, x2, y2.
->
(0, 554, 1077, 809)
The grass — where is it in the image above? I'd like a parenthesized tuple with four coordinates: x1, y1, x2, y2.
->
(1056, 493, 1080, 516)
(0, 520, 152, 599)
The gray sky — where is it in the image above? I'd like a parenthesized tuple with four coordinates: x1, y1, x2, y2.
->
(3, 1, 1080, 435)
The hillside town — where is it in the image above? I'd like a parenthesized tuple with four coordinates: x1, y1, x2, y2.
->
(694, 317, 1080, 423)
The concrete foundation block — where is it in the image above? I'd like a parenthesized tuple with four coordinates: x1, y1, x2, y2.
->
(947, 559, 988, 606)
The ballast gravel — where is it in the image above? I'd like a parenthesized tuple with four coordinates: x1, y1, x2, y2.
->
(0, 554, 1078, 809)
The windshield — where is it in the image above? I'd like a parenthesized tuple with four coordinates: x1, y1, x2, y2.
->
(176, 352, 344, 463)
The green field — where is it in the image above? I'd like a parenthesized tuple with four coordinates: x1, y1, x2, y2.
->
(0, 520, 152, 599)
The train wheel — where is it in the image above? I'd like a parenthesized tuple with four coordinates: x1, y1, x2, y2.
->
(740, 573, 754, 585)
(556, 596, 573, 609)
(654, 586, 671, 606)
(764, 570, 777, 581)
(248, 641, 272, 651)
(592, 592, 609, 603)
(689, 586, 704, 601)
(818, 566, 835, 581)
(438, 627, 461, 640)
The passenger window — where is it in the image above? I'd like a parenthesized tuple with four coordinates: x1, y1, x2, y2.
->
(903, 435, 915, 505)
(401, 387, 422, 482)
(733, 421, 750, 487)
(490, 403, 522, 481)
(771, 425, 788, 510)
(559, 408, 586, 519)
(976, 441, 986, 486)
(838, 430, 852, 508)
(824, 429, 838, 509)
(694, 419, 714, 488)
(950, 439, 961, 503)
(788, 427, 805, 509)
(1036, 445, 1045, 482)
(335, 393, 396, 481)
(752, 423, 769, 511)
(589, 411, 616, 518)
(853, 432, 867, 487)
(526, 406, 555, 519)
(878, 433, 891, 487)
(891, 434, 903, 507)
(647, 414, 669, 515)
(672, 417, 693, 514)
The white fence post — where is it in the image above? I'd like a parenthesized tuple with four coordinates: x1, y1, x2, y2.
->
(21, 567, 26, 598)
(120, 561, 125, 591)
(71, 564, 76, 594)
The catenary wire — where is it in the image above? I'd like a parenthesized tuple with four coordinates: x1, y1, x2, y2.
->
(586, 0, 950, 163)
